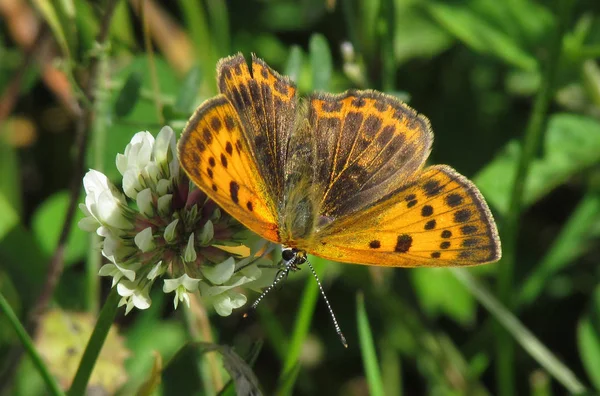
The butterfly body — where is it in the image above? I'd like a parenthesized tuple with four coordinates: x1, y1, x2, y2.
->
(178, 54, 501, 267)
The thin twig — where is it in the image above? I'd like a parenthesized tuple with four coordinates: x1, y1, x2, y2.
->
(28, 0, 122, 334)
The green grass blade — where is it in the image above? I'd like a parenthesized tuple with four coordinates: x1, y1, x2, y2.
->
(519, 192, 600, 306)
(451, 268, 587, 394)
(357, 292, 385, 396)
(276, 258, 325, 394)
(0, 292, 64, 396)
(67, 288, 120, 396)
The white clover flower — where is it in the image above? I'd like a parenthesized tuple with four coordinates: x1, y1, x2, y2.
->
(79, 170, 133, 232)
(163, 274, 201, 309)
(79, 126, 268, 316)
(198, 260, 276, 316)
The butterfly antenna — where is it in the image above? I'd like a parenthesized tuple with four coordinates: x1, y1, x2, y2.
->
(250, 265, 291, 310)
(305, 259, 348, 348)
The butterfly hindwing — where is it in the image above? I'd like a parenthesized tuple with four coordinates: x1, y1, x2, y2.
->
(178, 95, 280, 242)
(217, 53, 297, 203)
(305, 165, 501, 267)
(307, 90, 433, 218)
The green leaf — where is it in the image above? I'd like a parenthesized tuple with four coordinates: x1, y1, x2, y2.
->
(578, 317, 600, 391)
(174, 66, 202, 115)
(411, 268, 476, 325)
(101, 56, 180, 180)
(476, 113, 600, 215)
(0, 137, 21, 216)
(178, 0, 218, 92)
(31, 191, 88, 267)
(259, 1, 325, 31)
(114, 71, 143, 117)
(309, 34, 333, 91)
(425, 2, 536, 70)
(0, 224, 48, 311)
(393, 2, 453, 65)
(163, 342, 263, 396)
(32, 0, 73, 59)
(0, 192, 19, 244)
(519, 192, 600, 306)
(357, 293, 385, 396)
(284, 46, 304, 84)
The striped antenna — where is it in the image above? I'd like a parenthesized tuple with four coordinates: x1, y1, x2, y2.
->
(305, 258, 348, 348)
(250, 265, 291, 310)
(246, 248, 348, 348)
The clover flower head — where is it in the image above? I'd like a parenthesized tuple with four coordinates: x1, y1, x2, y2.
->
(79, 126, 273, 315)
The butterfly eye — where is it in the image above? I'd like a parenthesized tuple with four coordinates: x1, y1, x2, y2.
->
(281, 248, 295, 261)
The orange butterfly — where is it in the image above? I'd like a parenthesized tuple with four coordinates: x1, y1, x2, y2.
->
(178, 53, 501, 342)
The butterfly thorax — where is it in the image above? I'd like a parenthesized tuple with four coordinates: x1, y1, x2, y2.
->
(278, 177, 319, 245)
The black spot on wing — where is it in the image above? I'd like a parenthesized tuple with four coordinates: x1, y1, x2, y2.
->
(461, 225, 477, 235)
(224, 115, 236, 131)
(446, 193, 464, 207)
(461, 238, 480, 247)
(274, 80, 289, 95)
(203, 128, 212, 144)
(454, 209, 472, 223)
(422, 179, 443, 197)
(395, 234, 412, 253)
(211, 117, 222, 131)
(230, 181, 239, 204)
(421, 205, 433, 217)
(424, 220, 436, 230)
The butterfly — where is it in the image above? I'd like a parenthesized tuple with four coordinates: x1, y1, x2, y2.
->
(179, 52, 501, 271)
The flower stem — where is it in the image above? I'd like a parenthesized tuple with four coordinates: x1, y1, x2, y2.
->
(495, 1, 573, 395)
(0, 292, 64, 396)
(68, 287, 120, 396)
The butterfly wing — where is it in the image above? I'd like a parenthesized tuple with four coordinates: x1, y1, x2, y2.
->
(303, 165, 501, 267)
(178, 95, 280, 242)
(217, 53, 297, 204)
(306, 90, 433, 218)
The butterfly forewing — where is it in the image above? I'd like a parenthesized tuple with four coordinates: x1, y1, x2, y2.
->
(306, 165, 501, 267)
(217, 54, 297, 204)
(178, 95, 280, 242)
(307, 90, 433, 218)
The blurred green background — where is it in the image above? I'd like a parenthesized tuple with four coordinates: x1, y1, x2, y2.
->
(2, 0, 600, 395)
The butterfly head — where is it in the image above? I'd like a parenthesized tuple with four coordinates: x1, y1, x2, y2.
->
(281, 247, 307, 270)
